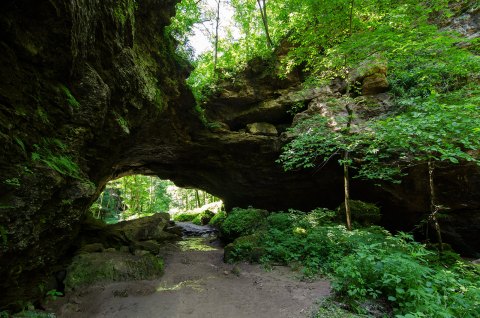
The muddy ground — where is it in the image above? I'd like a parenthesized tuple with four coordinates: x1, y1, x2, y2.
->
(50, 238, 331, 318)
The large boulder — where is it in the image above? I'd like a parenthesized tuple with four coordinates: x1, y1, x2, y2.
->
(246, 122, 278, 136)
(65, 250, 164, 291)
(110, 213, 178, 242)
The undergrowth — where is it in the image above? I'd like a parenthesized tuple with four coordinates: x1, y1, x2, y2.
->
(222, 207, 480, 317)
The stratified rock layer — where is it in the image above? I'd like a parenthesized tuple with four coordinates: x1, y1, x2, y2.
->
(0, 0, 479, 310)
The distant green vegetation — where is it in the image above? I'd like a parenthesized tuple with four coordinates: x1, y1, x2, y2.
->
(93, 175, 222, 223)
(221, 207, 480, 317)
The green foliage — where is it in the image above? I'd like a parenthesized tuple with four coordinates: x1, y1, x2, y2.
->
(113, 0, 138, 27)
(94, 176, 173, 222)
(191, 210, 215, 225)
(113, 111, 130, 134)
(220, 207, 268, 240)
(166, 0, 202, 61)
(208, 210, 226, 227)
(278, 107, 358, 171)
(4, 177, 21, 188)
(334, 235, 480, 317)
(314, 299, 367, 318)
(60, 85, 80, 108)
(173, 212, 200, 222)
(14, 137, 26, 155)
(358, 87, 480, 180)
(31, 139, 83, 180)
(224, 232, 265, 263)
(226, 205, 480, 317)
(45, 289, 63, 301)
(277, 0, 480, 182)
(337, 200, 381, 227)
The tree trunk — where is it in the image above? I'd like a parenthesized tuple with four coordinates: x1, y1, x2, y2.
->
(343, 153, 352, 231)
(343, 103, 354, 231)
(349, 0, 354, 37)
(195, 190, 201, 208)
(257, 0, 273, 48)
(213, 0, 220, 73)
(97, 192, 104, 219)
(428, 160, 444, 253)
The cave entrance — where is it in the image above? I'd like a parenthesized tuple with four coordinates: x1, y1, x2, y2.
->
(92, 175, 223, 224)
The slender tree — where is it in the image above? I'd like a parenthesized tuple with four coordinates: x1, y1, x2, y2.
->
(256, 0, 273, 48)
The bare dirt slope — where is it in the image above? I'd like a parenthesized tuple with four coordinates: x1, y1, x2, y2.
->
(52, 238, 331, 318)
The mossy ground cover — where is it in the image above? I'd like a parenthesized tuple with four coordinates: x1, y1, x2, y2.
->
(221, 206, 480, 317)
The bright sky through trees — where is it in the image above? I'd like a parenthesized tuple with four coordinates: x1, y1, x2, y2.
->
(189, 0, 237, 56)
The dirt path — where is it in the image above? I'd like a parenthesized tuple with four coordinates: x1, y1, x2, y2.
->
(52, 238, 331, 318)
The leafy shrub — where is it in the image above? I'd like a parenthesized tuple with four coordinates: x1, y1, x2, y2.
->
(266, 212, 295, 231)
(220, 207, 268, 240)
(192, 210, 215, 225)
(337, 200, 381, 227)
(222, 205, 480, 317)
(224, 232, 265, 263)
(173, 212, 200, 222)
(209, 210, 226, 227)
(333, 234, 480, 317)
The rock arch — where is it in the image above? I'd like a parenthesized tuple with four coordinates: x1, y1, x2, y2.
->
(0, 0, 479, 309)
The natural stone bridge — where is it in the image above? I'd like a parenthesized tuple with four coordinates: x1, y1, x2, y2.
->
(0, 0, 479, 309)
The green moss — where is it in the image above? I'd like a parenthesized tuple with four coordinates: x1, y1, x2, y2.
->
(31, 139, 83, 180)
(133, 51, 168, 111)
(220, 207, 268, 240)
(65, 251, 164, 291)
(209, 210, 226, 227)
(60, 85, 80, 108)
(36, 107, 49, 124)
(14, 137, 26, 155)
(191, 210, 215, 225)
(113, 0, 138, 27)
(113, 111, 130, 134)
(173, 212, 200, 222)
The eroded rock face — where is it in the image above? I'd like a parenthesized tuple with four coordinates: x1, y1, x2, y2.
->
(0, 0, 194, 308)
(0, 0, 479, 310)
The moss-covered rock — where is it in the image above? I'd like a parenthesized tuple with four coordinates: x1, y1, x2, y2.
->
(109, 213, 176, 242)
(192, 210, 215, 225)
(220, 207, 268, 241)
(173, 212, 200, 222)
(209, 210, 226, 227)
(65, 250, 164, 291)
